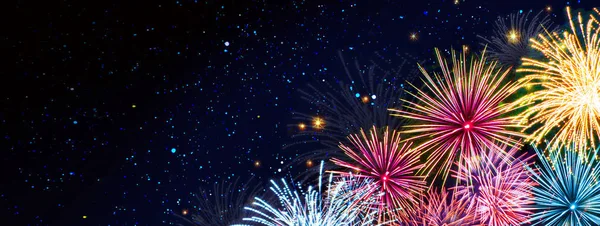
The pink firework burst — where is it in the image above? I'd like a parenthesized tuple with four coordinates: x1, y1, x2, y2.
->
(389, 48, 523, 183)
(452, 144, 533, 226)
(410, 188, 477, 226)
(330, 126, 426, 221)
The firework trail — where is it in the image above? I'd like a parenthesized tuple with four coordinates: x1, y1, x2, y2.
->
(389, 48, 523, 184)
(478, 10, 554, 67)
(285, 50, 422, 177)
(173, 176, 262, 226)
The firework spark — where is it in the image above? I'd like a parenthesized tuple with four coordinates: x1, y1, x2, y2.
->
(173, 176, 262, 226)
(478, 10, 554, 66)
(330, 126, 426, 220)
(236, 162, 390, 226)
(389, 48, 523, 183)
(511, 7, 600, 155)
(526, 145, 600, 225)
(453, 144, 533, 226)
(409, 188, 477, 226)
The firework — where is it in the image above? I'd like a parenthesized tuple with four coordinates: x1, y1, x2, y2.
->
(173, 176, 262, 226)
(478, 10, 554, 66)
(285, 50, 422, 176)
(409, 188, 477, 226)
(452, 144, 533, 226)
(236, 161, 390, 226)
(330, 126, 426, 221)
(511, 7, 600, 155)
(526, 145, 600, 225)
(389, 48, 523, 183)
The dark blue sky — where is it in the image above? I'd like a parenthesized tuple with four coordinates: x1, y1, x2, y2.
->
(3, 0, 595, 225)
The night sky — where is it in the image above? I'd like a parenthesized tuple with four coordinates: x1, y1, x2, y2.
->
(3, 0, 596, 225)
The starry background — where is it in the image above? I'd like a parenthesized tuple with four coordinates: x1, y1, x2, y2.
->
(2, 0, 594, 225)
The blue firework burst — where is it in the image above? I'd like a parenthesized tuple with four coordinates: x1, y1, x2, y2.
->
(527, 145, 600, 225)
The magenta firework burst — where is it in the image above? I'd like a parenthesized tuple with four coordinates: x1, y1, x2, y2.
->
(330, 126, 426, 221)
(389, 48, 523, 183)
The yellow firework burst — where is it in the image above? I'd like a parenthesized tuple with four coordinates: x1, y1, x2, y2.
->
(513, 7, 600, 155)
